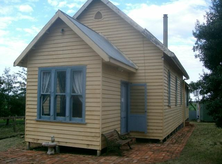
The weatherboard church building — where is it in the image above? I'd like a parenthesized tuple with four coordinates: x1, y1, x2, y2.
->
(14, 0, 189, 155)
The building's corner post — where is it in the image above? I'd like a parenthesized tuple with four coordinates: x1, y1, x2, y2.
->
(97, 150, 101, 156)
(26, 142, 31, 150)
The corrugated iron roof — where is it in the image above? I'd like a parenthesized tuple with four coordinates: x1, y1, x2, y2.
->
(73, 0, 189, 79)
(64, 12, 137, 69)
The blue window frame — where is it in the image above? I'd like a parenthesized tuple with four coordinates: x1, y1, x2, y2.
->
(37, 66, 86, 123)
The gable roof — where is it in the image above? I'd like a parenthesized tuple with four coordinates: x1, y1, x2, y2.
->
(74, 0, 189, 79)
(14, 10, 137, 72)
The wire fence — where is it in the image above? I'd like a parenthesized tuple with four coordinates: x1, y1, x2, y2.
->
(0, 116, 25, 140)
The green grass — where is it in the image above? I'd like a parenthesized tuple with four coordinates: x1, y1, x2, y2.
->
(0, 119, 26, 152)
(0, 120, 25, 139)
(0, 119, 25, 124)
(160, 122, 222, 164)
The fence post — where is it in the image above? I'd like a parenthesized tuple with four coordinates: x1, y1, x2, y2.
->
(13, 117, 17, 132)
(6, 119, 9, 126)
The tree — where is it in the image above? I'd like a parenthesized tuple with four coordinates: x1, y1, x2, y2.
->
(0, 68, 26, 120)
(192, 0, 222, 127)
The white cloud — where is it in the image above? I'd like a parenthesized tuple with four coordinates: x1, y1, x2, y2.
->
(47, 0, 84, 9)
(169, 44, 208, 82)
(18, 4, 33, 13)
(58, 1, 67, 8)
(0, 17, 15, 29)
(127, 0, 209, 41)
(0, 6, 14, 15)
(0, 37, 28, 74)
(47, 0, 59, 7)
(3, 0, 20, 3)
(67, 9, 75, 14)
(125, 0, 210, 82)
(16, 26, 41, 36)
(110, 1, 120, 6)
(16, 13, 36, 21)
(16, 28, 23, 31)
(23, 26, 41, 35)
(67, 3, 81, 8)
(0, 30, 9, 37)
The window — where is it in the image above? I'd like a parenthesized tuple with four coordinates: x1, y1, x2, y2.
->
(185, 86, 189, 107)
(180, 80, 183, 105)
(168, 70, 171, 106)
(37, 66, 86, 123)
(175, 76, 177, 106)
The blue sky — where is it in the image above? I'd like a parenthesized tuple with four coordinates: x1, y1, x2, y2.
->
(0, 0, 210, 83)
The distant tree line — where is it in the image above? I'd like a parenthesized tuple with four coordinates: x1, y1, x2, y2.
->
(0, 68, 26, 121)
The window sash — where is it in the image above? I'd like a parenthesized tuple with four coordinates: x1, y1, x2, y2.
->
(40, 94, 51, 118)
(37, 66, 86, 123)
(180, 80, 183, 105)
(168, 71, 171, 106)
(175, 76, 177, 106)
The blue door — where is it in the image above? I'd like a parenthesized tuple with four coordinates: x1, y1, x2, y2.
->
(121, 82, 128, 134)
(128, 84, 147, 133)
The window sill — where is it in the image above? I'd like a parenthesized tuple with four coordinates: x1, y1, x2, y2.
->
(36, 119, 86, 125)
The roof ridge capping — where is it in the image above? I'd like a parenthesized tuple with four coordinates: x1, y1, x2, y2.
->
(73, 0, 189, 79)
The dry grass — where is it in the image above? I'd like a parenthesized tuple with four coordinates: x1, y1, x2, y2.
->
(0, 137, 25, 152)
(0, 120, 24, 139)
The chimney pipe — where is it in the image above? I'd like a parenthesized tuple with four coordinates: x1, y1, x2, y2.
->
(163, 14, 168, 48)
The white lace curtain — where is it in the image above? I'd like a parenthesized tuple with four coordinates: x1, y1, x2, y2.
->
(42, 72, 50, 93)
(72, 71, 83, 102)
(41, 72, 50, 115)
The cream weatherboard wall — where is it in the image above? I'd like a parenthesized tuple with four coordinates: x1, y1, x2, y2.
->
(101, 64, 129, 134)
(163, 59, 186, 138)
(77, 0, 165, 140)
(24, 18, 102, 150)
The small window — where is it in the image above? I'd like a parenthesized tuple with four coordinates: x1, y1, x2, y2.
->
(94, 11, 102, 19)
(168, 70, 171, 106)
(37, 66, 86, 123)
(175, 76, 178, 106)
(180, 80, 183, 105)
(185, 86, 189, 107)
